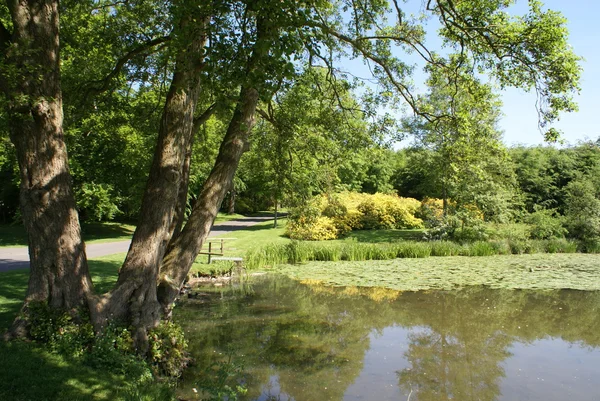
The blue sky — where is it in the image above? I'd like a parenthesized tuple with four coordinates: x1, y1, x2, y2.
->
(499, 0, 600, 146)
(342, 1, 598, 147)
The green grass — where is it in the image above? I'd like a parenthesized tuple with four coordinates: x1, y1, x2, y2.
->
(0, 222, 136, 247)
(190, 219, 290, 275)
(0, 253, 174, 401)
(0, 212, 252, 248)
(213, 212, 247, 223)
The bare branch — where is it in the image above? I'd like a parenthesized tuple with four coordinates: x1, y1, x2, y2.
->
(84, 35, 171, 96)
(192, 103, 217, 134)
(91, 1, 130, 11)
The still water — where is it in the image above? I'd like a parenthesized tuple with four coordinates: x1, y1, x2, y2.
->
(175, 274, 600, 401)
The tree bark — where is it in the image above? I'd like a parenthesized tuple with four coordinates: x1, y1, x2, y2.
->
(95, 15, 208, 350)
(227, 182, 236, 215)
(157, 86, 260, 314)
(157, 16, 274, 314)
(1, 0, 93, 338)
(169, 104, 216, 244)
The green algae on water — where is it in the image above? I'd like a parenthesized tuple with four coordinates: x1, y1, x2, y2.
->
(272, 253, 600, 291)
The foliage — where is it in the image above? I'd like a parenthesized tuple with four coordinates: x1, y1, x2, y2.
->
(86, 323, 151, 380)
(563, 178, 600, 241)
(423, 205, 487, 243)
(236, 68, 375, 213)
(509, 142, 600, 214)
(402, 66, 520, 224)
(195, 354, 248, 401)
(76, 182, 121, 221)
(287, 216, 339, 241)
(286, 192, 423, 240)
(24, 301, 188, 384)
(26, 302, 95, 358)
(416, 197, 445, 228)
(148, 321, 190, 378)
(525, 207, 566, 240)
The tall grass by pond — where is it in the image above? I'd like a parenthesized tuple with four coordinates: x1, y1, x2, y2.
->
(246, 238, 581, 269)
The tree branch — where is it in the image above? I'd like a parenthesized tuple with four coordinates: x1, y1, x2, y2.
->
(192, 103, 217, 134)
(85, 35, 171, 96)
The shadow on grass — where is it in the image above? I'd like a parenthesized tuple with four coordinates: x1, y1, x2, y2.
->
(247, 211, 288, 218)
(211, 219, 286, 235)
(80, 222, 135, 242)
(0, 341, 133, 401)
(88, 258, 121, 294)
(0, 225, 28, 247)
(0, 222, 135, 247)
(343, 229, 425, 243)
(0, 269, 28, 331)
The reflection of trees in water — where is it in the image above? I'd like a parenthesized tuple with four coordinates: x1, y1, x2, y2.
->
(176, 276, 600, 401)
(397, 293, 512, 401)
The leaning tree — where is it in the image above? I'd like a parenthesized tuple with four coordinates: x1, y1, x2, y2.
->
(1, 0, 581, 350)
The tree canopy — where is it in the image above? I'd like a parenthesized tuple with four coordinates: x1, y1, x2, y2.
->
(0, 0, 583, 347)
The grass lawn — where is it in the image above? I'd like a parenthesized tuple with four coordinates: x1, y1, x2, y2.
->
(0, 213, 255, 248)
(0, 252, 172, 401)
(0, 222, 136, 248)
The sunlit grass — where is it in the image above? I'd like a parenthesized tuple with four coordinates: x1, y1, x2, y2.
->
(0, 212, 252, 248)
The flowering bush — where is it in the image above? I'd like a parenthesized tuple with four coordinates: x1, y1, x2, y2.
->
(286, 192, 423, 240)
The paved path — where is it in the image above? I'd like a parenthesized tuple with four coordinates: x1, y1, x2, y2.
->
(0, 215, 273, 272)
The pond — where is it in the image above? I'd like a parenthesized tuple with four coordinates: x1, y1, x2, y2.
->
(175, 274, 600, 401)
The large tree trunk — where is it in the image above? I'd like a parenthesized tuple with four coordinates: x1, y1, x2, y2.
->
(157, 86, 260, 314)
(157, 17, 273, 314)
(1, 0, 93, 338)
(95, 16, 208, 350)
(169, 104, 216, 244)
(227, 182, 236, 215)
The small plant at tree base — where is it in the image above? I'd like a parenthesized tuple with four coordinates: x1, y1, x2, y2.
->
(148, 321, 191, 378)
(26, 302, 95, 359)
(195, 349, 248, 401)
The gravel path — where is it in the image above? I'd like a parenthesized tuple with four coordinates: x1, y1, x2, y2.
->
(0, 215, 273, 272)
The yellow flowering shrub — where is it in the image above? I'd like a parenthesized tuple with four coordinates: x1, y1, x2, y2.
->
(418, 197, 445, 227)
(286, 191, 424, 240)
(286, 216, 339, 241)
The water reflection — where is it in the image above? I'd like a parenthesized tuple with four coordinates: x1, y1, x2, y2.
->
(175, 274, 600, 401)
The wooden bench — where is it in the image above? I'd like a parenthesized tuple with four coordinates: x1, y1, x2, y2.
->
(209, 256, 244, 267)
(198, 238, 242, 264)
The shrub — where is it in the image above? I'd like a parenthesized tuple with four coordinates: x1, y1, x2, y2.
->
(486, 223, 530, 242)
(581, 240, 600, 253)
(508, 239, 529, 254)
(429, 241, 463, 256)
(358, 199, 395, 229)
(525, 208, 566, 239)
(286, 192, 423, 240)
(286, 216, 338, 241)
(26, 302, 95, 358)
(563, 179, 600, 242)
(76, 182, 121, 221)
(543, 239, 578, 253)
(489, 240, 511, 255)
(417, 197, 445, 228)
(395, 242, 431, 258)
(148, 321, 190, 378)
